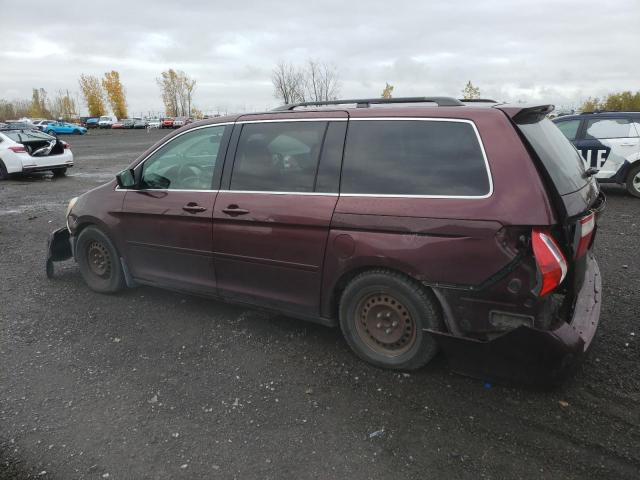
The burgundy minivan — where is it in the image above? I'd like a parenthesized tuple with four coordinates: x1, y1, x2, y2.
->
(47, 97, 605, 385)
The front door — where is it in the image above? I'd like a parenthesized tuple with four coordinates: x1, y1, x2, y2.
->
(120, 124, 231, 294)
(213, 116, 346, 316)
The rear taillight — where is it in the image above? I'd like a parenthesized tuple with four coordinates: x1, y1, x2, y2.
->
(532, 228, 568, 297)
(8, 145, 26, 153)
(62, 141, 70, 149)
(575, 212, 595, 259)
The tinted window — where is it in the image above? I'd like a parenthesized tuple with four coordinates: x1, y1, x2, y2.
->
(555, 119, 581, 141)
(231, 122, 327, 192)
(518, 119, 587, 195)
(585, 118, 634, 139)
(141, 125, 226, 190)
(341, 120, 490, 196)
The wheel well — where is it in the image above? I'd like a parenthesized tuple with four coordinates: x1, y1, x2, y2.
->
(330, 266, 440, 320)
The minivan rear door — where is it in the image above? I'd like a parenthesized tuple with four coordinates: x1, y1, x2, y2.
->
(212, 113, 347, 317)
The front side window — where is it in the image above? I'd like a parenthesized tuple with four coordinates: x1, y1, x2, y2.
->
(585, 118, 634, 139)
(141, 125, 226, 190)
(555, 119, 581, 141)
(230, 122, 327, 192)
(341, 120, 490, 196)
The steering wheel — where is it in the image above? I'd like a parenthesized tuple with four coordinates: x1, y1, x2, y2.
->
(177, 162, 204, 189)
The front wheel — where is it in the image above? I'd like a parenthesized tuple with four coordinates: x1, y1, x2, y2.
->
(339, 270, 443, 370)
(626, 164, 640, 198)
(76, 226, 126, 293)
(73, 129, 81, 135)
(0, 160, 9, 180)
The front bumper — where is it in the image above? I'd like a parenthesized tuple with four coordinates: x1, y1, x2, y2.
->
(430, 254, 602, 387)
(46, 227, 73, 278)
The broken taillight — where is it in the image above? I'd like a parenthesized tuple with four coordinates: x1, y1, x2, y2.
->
(575, 212, 595, 259)
(8, 145, 27, 153)
(532, 228, 568, 297)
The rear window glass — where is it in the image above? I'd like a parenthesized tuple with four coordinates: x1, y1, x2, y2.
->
(341, 120, 490, 196)
(518, 118, 587, 195)
(4, 130, 54, 141)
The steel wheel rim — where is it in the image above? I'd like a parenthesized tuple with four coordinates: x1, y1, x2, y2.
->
(633, 172, 640, 192)
(87, 241, 111, 278)
(354, 293, 417, 357)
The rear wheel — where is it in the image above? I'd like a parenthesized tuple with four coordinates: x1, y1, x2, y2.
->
(339, 269, 443, 370)
(626, 164, 640, 198)
(76, 226, 125, 293)
(52, 167, 67, 177)
(0, 160, 9, 180)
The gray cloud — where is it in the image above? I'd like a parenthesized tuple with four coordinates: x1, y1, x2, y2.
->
(1, 0, 638, 115)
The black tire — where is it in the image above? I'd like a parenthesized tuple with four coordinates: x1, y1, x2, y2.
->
(339, 269, 444, 370)
(0, 160, 8, 180)
(76, 226, 126, 293)
(625, 164, 640, 198)
(52, 167, 67, 177)
(73, 129, 81, 135)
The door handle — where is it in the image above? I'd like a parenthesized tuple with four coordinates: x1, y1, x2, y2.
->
(182, 203, 207, 213)
(222, 204, 250, 216)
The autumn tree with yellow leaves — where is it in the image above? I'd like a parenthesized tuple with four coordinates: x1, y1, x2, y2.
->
(102, 71, 128, 119)
(157, 69, 196, 117)
(461, 81, 481, 100)
(381, 83, 394, 99)
(29, 88, 50, 118)
(79, 74, 106, 117)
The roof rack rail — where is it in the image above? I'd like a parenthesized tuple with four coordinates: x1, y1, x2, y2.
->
(458, 98, 498, 103)
(272, 96, 464, 111)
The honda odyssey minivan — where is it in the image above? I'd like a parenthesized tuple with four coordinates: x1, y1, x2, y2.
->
(47, 97, 605, 385)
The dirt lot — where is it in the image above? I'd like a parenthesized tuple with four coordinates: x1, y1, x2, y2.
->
(0, 129, 638, 479)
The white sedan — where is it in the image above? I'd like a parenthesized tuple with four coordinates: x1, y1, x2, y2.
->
(0, 128, 74, 179)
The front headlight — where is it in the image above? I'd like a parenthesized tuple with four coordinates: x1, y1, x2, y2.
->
(66, 197, 78, 218)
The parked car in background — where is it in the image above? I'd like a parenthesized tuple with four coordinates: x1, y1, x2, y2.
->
(0, 128, 73, 179)
(553, 112, 640, 197)
(112, 119, 134, 129)
(49, 97, 605, 386)
(32, 120, 54, 131)
(161, 118, 174, 129)
(98, 116, 115, 129)
(85, 118, 99, 129)
(172, 116, 191, 128)
(133, 118, 147, 129)
(43, 121, 87, 136)
(147, 118, 161, 129)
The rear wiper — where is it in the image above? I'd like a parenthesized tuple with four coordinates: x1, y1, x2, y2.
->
(584, 167, 599, 178)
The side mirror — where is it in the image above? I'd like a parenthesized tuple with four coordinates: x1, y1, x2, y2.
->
(116, 169, 136, 189)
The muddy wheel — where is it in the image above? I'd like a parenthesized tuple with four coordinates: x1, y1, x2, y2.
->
(0, 160, 8, 180)
(339, 269, 443, 370)
(76, 226, 125, 293)
(626, 164, 640, 198)
(52, 168, 67, 177)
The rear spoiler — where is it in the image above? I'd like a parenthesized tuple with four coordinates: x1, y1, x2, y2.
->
(494, 104, 555, 124)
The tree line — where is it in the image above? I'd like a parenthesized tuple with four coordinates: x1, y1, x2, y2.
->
(581, 91, 640, 112)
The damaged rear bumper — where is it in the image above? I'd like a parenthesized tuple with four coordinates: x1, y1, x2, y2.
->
(430, 254, 601, 387)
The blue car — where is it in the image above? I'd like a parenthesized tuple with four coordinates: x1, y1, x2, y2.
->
(44, 121, 87, 136)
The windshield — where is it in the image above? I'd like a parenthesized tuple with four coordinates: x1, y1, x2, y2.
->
(5, 130, 55, 142)
(517, 118, 588, 195)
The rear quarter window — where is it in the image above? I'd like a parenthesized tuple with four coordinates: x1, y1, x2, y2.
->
(340, 119, 491, 197)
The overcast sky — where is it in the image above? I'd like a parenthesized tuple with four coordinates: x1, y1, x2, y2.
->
(1, 0, 638, 116)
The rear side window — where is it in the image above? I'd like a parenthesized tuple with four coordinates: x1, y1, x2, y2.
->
(518, 118, 587, 195)
(341, 120, 490, 197)
(585, 118, 635, 139)
(231, 122, 327, 192)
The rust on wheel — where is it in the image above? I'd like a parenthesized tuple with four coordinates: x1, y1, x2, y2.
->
(87, 241, 111, 278)
(355, 293, 417, 356)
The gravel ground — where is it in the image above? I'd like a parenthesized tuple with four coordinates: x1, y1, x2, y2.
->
(0, 129, 638, 479)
